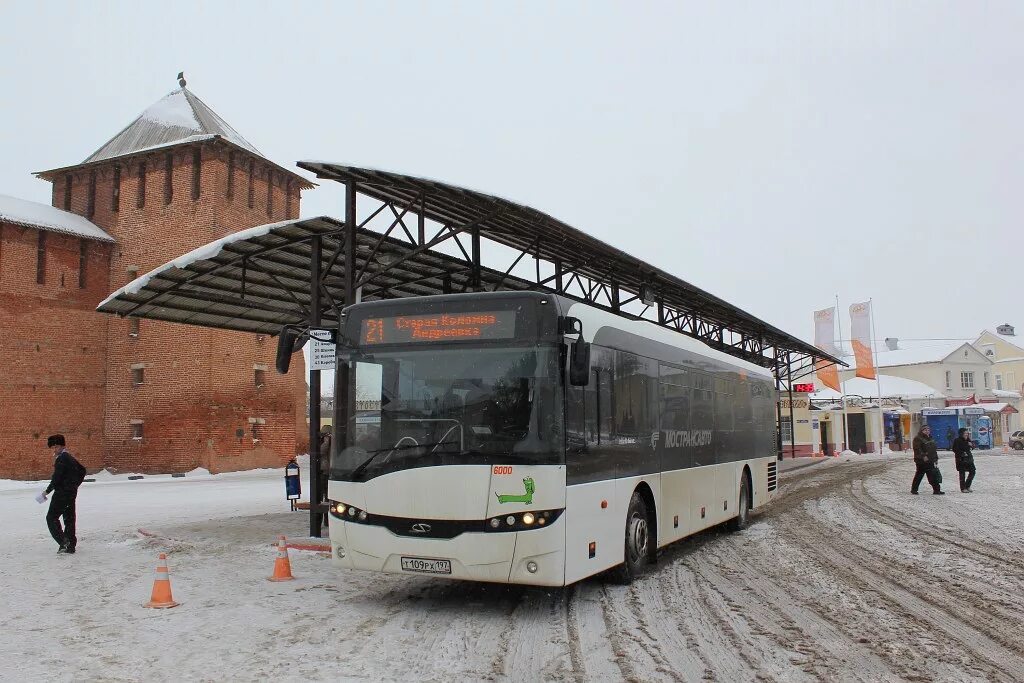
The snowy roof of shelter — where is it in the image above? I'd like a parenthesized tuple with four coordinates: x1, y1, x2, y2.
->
(993, 388, 1022, 398)
(977, 402, 1019, 413)
(82, 87, 262, 164)
(0, 193, 114, 242)
(808, 375, 945, 401)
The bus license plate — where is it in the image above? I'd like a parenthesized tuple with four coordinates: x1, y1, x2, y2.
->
(401, 557, 452, 574)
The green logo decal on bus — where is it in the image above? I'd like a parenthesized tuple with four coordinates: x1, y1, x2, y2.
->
(496, 477, 535, 505)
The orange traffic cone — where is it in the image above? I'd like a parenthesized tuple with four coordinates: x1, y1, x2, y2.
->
(144, 553, 180, 609)
(268, 535, 295, 582)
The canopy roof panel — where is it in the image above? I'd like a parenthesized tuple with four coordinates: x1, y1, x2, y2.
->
(98, 163, 843, 373)
(96, 216, 536, 335)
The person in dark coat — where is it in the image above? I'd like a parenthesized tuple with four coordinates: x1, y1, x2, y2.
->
(41, 434, 86, 553)
(951, 427, 976, 493)
(911, 424, 944, 495)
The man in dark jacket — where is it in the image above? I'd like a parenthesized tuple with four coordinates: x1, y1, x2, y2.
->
(952, 427, 976, 493)
(41, 434, 86, 554)
(911, 424, 944, 495)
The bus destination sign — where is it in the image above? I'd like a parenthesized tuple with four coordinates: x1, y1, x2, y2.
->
(360, 311, 516, 345)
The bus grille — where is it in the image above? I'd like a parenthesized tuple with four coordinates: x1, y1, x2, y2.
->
(767, 461, 778, 492)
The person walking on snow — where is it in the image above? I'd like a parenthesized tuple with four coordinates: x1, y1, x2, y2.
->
(911, 424, 944, 495)
(952, 427, 976, 493)
(40, 434, 87, 554)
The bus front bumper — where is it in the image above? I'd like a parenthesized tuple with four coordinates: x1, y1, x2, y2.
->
(328, 515, 566, 586)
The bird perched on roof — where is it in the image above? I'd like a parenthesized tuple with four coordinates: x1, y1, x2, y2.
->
(177, 72, 187, 88)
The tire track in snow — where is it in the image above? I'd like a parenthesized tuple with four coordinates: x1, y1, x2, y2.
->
(783, 502, 1024, 682)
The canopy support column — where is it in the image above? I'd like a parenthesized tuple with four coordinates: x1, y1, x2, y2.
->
(308, 235, 324, 537)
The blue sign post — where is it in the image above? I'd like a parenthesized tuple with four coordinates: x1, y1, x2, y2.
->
(285, 459, 301, 511)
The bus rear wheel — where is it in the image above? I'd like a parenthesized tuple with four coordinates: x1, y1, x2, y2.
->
(614, 491, 650, 584)
(727, 473, 751, 532)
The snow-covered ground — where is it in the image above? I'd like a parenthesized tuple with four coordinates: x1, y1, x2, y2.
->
(3, 455, 1023, 682)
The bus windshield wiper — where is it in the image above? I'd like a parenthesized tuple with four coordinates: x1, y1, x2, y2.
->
(349, 440, 459, 480)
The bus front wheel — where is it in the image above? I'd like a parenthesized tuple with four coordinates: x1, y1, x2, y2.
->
(614, 491, 650, 584)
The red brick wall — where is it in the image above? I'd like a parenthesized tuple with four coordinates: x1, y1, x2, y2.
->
(3, 139, 308, 479)
(93, 143, 308, 474)
(0, 223, 111, 478)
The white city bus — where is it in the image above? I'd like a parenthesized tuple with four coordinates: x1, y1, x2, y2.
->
(327, 291, 779, 586)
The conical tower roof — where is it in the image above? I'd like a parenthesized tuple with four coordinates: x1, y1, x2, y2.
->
(83, 87, 262, 164)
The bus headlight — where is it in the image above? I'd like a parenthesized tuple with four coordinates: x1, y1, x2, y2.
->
(486, 509, 563, 532)
(329, 501, 369, 523)
(526, 561, 538, 573)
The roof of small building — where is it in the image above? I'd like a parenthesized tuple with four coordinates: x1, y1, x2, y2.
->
(808, 375, 946, 401)
(83, 87, 261, 164)
(834, 340, 984, 368)
(0, 193, 114, 242)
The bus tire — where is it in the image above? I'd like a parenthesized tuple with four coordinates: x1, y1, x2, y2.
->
(727, 471, 751, 532)
(614, 491, 650, 584)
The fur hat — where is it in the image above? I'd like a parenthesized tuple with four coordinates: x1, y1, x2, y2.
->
(46, 434, 66, 448)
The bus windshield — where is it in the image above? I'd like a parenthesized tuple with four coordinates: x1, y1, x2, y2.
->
(332, 345, 563, 481)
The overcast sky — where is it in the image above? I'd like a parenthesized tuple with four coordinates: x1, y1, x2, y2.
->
(3, 2, 1022, 347)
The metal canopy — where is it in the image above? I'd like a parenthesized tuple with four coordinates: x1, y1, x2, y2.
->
(97, 216, 538, 334)
(97, 163, 846, 536)
(298, 162, 842, 375)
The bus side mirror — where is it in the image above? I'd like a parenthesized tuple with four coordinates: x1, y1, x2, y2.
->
(275, 327, 302, 374)
(569, 340, 591, 386)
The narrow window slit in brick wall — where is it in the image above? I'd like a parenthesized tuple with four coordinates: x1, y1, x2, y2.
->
(79, 239, 87, 289)
(137, 162, 146, 208)
(36, 231, 46, 284)
(132, 367, 145, 387)
(191, 147, 201, 200)
(63, 173, 72, 211)
(164, 153, 173, 204)
(131, 422, 144, 439)
(87, 171, 96, 218)
(247, 159, 255, 208)
(266, 173, 274, 217)
(226, 151, 235, 199)
(112, 165, 121, 212)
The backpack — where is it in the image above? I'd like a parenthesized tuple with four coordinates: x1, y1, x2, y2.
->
(68, 455, 87, 488)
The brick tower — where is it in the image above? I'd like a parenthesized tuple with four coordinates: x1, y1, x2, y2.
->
(31, 79, 312, 475)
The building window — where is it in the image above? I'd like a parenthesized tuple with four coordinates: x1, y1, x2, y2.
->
(248, 417, 266, 443)
(63, 173, 72, 211)
(130, 422, 144, 440)
(247, 159, 255, 208)
(983, 344, 995, 358)
(1007, 372, 1017, 393)
(132, 367, 145, 387)
(945, 371, 951, 389)
(961, 372, 974, 390)
(254, 368, 266, 389)
(164, 153, 174, 204)
(996, 374, 1003, 390)
(266, 173, 274, 217)
(112, 165, 121, 212)
(285, 178, 292, 217)
(984, 372, 989, 389)
(78, 240, 87, 289)
(191, 147, 201, 200)
(36, 231, 46, 284)
(129, 318, 140, 337)
(780, 416, 793, 443)
(137, 161, 146, 208)
(87, 170, 96, 219)
(226, 151, 235, 199)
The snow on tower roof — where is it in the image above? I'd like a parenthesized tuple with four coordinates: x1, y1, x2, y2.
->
(82, 87, 262, 164)
(0, 193, 114, 242)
